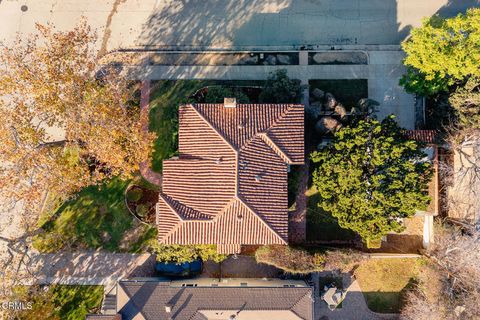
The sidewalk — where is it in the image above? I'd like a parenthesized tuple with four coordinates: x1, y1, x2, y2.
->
(17, 251, 156, 292)
(124, 50, 415, 129)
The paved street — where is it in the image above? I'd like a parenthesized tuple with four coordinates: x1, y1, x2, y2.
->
(0, 0, 478, 50)
(14, 251, 155, 291)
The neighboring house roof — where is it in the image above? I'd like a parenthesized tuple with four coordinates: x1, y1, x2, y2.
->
(157, 103, 304, 253)
(116, 281, 314, 320)
(403, 130, 438, 144)
(85, 315, 121, 320)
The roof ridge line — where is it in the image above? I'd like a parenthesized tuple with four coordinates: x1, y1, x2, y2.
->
(157, 195, 185, 243)
(235, 196, 288, 244)
(258, 132, 293, 163)
(290, 289, 314, 320)
(118, 282, 149, 320)
(238, 104, 298, 155)
(158, 193, 184, 221)
(189, 104, 238, 153)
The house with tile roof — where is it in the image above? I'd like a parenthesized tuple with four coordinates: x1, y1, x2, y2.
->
(86, 278, 314, 320)
(156, 101, 304, 254)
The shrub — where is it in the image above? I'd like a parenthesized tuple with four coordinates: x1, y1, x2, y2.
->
(259, 69, 302, 103)
(151, 244, 227, 264)
(135, 204, 150, 218)
(255, 245, 325, 274)
(126, 187, 143, 202)
(205, 86, 250, 103)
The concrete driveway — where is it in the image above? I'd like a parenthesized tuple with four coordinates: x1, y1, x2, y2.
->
(0, 0, 478, 50)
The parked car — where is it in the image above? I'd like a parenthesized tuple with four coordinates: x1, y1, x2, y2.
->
(155, 259, 203, 277)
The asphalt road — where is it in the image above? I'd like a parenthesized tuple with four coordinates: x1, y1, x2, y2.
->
(0, 0, 478, 50)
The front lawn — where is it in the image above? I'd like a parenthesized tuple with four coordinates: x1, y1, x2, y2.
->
(306, 186, 356, 241)
(33, 178, 135, 252)
(355, 258, 423, 313)
(12, 285, 103, 320)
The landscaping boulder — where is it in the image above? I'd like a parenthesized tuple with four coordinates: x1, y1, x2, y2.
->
(312, 53, 325, 64)
(241, 54, 259, 65)
(334, 103, 347, 118)
(276, 54, 291, 65)
(306, 101, 322, 119)
(263, 55, 277, 65)
(315, 117, 342, 134)
(324, 93, 337, 109)
(311, 88, 325, 100)
(356, 98, 380, 115)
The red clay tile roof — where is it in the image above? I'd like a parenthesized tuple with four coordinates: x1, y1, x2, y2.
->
(157, 103, 304, 253)
(403, 130, 438, 144)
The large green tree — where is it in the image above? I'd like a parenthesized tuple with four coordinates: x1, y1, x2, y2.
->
(400, 8, 480, 96)
(449, 76, 480, 130)
(310, 116, 432, 246)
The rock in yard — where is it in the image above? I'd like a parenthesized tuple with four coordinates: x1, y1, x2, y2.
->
(315, 117, 342, 134)
(306, 101, 322, 119)
(312, 53, 325, 64)
(263, 55, 277, 65)
(324, 92, 337, 109)
(241, 54, 259, 65)
(334, 103, 347, 118)
(276, 54, 291, 65)
(311, 88, 325, 100)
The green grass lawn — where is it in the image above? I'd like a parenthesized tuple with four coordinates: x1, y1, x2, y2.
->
(306, 186, 356, 241)
(355, 258, 423, 313)
(148, 80, 264, 172)
(33, 178, 134, 252)
(13, 285, 103, 320)
(309, 79, 368, 108)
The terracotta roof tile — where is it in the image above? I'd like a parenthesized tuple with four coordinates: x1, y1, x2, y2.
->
(157, 103, 304, 253)
(238, 136, 289, 240)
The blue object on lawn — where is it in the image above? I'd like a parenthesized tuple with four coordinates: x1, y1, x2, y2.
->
(155, 259, 203, 277)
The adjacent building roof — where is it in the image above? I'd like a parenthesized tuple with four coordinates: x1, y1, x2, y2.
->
(85, 315, 121, 320)
(116, 280, 314, 320)
(156, 103, 304, 253)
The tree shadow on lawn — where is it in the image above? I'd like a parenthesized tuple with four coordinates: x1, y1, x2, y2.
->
(34, 178, 135, 252)
(306, 189, 357, 242)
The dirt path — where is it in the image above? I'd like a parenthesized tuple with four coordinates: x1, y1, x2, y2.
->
(289, 161, 310, 244)
(139, 79, 163, 187)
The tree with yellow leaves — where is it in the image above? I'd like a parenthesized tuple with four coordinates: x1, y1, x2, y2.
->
(0, 20, 155, 230)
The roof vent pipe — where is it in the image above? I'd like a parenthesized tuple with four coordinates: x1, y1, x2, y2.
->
(224, 97, 237, 108)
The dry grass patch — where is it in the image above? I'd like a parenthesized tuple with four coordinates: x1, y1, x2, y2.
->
(355, 258, 424, 313)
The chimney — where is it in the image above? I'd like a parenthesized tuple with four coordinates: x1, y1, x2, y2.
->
(255, 174, 262, 182)
(165, 303, 173, 313)
(224, 97, 237, 108)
